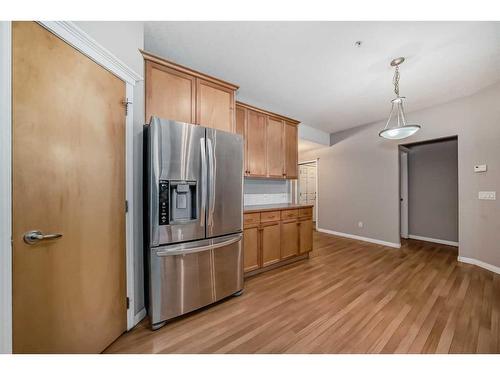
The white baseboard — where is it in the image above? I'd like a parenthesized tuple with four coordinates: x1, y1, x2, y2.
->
(132, 308, 147, 328)
(317, 228, 401, 249)
(458, 256, 500, 275)
(408, 234, 458, 247)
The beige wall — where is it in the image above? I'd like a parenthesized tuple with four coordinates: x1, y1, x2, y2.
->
(408, 139, 458, 242)
(301, 82, 500, 267)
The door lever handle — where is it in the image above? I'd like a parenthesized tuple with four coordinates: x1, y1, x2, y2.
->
(24, 230, 63, 245)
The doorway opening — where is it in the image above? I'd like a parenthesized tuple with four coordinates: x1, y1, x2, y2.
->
(399, 136, 459, 247)
(297, 160, 318, 226)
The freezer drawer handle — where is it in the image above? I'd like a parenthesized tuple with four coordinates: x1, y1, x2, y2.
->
(156, 235, 242, 257)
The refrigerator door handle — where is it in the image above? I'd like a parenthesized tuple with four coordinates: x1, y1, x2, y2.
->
(155, 234, 242, 257)
(200, 137, 207, 227)
(207, 138, 216, 228)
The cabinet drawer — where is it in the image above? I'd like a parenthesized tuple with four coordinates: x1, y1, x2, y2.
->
(281, 209, 298, 220)
(260, 210, 281, 223)
(244, 213, 260, 227)
(299, 207, 313, 218)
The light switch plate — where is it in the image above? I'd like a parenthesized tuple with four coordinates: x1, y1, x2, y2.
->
(478, 191, 496, 200)
(474, 164, 487, 173)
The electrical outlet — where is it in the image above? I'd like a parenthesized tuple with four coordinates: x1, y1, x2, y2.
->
(478, 191, 496, 200)
(474, 164, 487, 173)
(358, 221, 363, 228)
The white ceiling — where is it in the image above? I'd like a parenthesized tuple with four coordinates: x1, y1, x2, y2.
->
(144, 21, 500, 134)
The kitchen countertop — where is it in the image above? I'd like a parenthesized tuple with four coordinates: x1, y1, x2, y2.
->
(244, 203, 314, 213)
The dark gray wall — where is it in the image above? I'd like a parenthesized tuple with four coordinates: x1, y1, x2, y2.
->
(408, 139, 458, 242)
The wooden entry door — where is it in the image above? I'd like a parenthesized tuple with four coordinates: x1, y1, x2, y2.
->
(12, 22, 127, 353)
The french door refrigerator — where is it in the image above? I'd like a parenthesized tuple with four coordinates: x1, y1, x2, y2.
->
(144, 116, 244, 329)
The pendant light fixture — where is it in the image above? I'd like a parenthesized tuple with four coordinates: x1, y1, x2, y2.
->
(379, 57, 421, 140)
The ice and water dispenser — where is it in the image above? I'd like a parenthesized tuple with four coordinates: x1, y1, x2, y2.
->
(158, 180, 197, 225)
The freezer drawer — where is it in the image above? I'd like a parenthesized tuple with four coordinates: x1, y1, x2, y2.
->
(149, 233, 243, 328)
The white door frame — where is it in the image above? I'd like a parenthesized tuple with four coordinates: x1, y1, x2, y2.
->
(399, 149, 409, 239)
(0, 21, 143, 354)
(298, 159, 319, 228)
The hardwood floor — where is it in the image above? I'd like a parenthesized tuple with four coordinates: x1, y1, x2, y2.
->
(105, 231, 500, 354)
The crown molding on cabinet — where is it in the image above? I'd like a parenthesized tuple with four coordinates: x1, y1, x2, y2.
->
(236, 101, 300, 125)
(141, 49, 239, 91)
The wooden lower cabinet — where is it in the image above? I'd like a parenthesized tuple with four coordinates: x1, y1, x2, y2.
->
(243, 206, 313, 276)
(261, 222, 281, 267)
(281, 219, 299, 259)
(299, 219, 313, 253)
(243, 226, 260, 272)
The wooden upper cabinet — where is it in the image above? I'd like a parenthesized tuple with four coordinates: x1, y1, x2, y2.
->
(235, 105, 246, 137)
(266, 117, 284, 178)
(142, 50, 238, 132)
(246, 110, 267, 177)
(145, 61, 196, 123)
(235, 106, 247, 173)
(236, 101, 299, 180)
(284, 122, 298, 179)
(196, 78, 235, 133)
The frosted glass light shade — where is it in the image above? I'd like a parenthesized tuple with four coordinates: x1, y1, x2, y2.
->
(379, 96, 421, 140)
(379, 125, 421, 140)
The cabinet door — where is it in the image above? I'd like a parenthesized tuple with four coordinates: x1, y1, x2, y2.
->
(284, 122, 298, 179)
(236, 106, 248, 175)
(196, 78, 235, 132)
(266, 116, 284, 178)
(246, 110, 267, 177)
(281, 219, 299, 259)
(145, 61, 196, 123)
(299, 219, 313, 254)
(243, 226, 260, 272)
(261, 222, 281, 267)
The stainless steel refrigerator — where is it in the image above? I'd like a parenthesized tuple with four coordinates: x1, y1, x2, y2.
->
(144, 116, 244, 330)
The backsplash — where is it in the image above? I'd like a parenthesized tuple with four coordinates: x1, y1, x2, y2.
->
(244, 193, 290, 206)
(243, 178, 291, 206)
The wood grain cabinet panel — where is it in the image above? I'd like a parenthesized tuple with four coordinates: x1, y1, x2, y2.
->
(266, 117, 284, 178)
(236, 106, 248, 174)
(242, 206, 313, 277)
(142, 51, 238, 132)
(284, 122, 298, 179)
(261, 222, 281, 267)
(299, 219, 313, 254)
(196, 78, 235, 133)
(281, 220, 299, 259)
(145, 61, 196, 123)
(299, 207, 312, 218)
(243, 227, 260, 272)
(260, 210, 281, 223)
(281, 209, 298, 220)
(244, 212, 260, 227)
(246, 110, 267, 177)
(236, 102, 299, 180)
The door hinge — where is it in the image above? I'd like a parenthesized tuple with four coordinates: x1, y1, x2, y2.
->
(122, 98, 132, 116)
(125, 200, 129, 213)
(126, 297, 130, 309)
